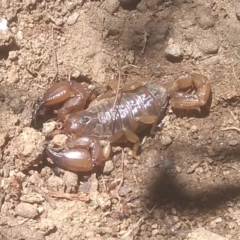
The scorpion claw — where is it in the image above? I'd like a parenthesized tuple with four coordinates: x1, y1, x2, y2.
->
(46, 147, 94, 172)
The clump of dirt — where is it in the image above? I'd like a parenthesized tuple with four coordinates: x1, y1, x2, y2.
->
(1, 0, 240, 240)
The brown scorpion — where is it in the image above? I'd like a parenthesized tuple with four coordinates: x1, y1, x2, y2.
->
(33, 73, 211, 172)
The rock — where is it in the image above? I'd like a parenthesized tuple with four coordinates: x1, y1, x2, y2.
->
(38, 219, 56, 235)
(63, 171, 78, 193)
(195, 7, 215, 30)
(8, 51, 18, 61)
(103, 160, 114, 173)
(141, 149, 162, 168)
(7, 65, 19, 84)
(20, 194, 44, 204)
(67, 12, 80, 25)
(151, 223, 158, 229)
(210, 217, 223, 228)
(175, 165, 182, 173)
(104, 0, 120, 14)
(50, 134, 68, 148)
(187, 162, 201, 174)
(9, 97, 24, 114)
(66, 1, 77, 12)
(187, 227, 227, 240)
(227, 27, 240, 47)
(190, 125, 198, 133)
(8, 127, 45, 170)
(197, 32, 219, 54)
(118, 185, 132, 196)
(152, 229, 159, 236)
(0, 31, 15, 48)
(1, 225, 45, 240)
(0, 132, 8, 148)
(15, 202, 39, 219)
(16, 30, 23, 40)
(229, 139, 239, 146)
(42, 121, 58, 136)
(160, 135, 172, 146)
(97, 193, 111, 211)
(165, 43, 183, 62)
(46, 175, 65, 191)
(136, 1, 147, 12)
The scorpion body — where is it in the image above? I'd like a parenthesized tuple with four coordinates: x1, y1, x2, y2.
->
(64, 84, 168, 139)
(34, 73, 211, 172)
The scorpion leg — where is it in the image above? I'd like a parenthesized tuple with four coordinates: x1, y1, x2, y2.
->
(136, 115, 158, 134)
(33, 80, 88, 122)
(109, 130, 140, 157)
(109, 115, 158, 157)
(168, 73, 211, 109)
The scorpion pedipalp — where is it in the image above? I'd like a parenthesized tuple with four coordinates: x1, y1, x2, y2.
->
(33, 80, 88, 123)
(46, 147, 94, 172)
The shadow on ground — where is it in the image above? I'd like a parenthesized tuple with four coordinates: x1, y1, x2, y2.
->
(148, 144, 240, 211)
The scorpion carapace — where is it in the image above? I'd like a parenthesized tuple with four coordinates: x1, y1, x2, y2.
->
(34, 73, 211, 172)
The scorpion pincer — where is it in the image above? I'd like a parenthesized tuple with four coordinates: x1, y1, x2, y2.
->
(33, 73, 211, 172)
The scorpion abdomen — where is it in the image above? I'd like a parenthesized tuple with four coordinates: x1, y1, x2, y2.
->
(65, 85, 168, 139)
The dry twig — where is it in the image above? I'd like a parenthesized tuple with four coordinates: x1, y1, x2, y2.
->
(41, 187, 90, 202)
(222, 126, 240, 133)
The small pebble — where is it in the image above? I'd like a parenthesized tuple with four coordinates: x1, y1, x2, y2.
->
(20, 194, 44, 204)
(229, 140, 238, 146)
(15, 202, 39, 219)
(198, 32, 219, 54)
(141, 149, 162, 168)
(152, 229, 159, 236)
(103, 160, 114, 173)
(50, 134, 68, 147)
(210, 217, 222, 228)
(187, 162, 201, 174)
(190, 125, 198, 133)
(66, 1, 77, 12)
(7, 65, 19, 84)
(118, 185, 132, 196)
(63, 171, 78, 193)
(161, 135, 172, 146)
(165, 43, 183, 61)
(42, 121, 58, 135)
(0, 132, 8, 148)
(67, 12, 80, 25)
(47, 175, 65, 191)
(9, 97, 24, 114)
(97, 193, 111, 211)
(79, 181, 91, 194)
(151, 223, 158, 229)
(37, 206, 44, 214)
(16, 30, 23, 40)
(195, 7, 215, 30)
(175, 165, 182, 173)
(172, 208, 177, 215)
(104, 0, 120, 14)
(8, 51, 18, 61)
(38, 219, 56, 235)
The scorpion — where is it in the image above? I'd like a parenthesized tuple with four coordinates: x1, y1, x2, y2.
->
(33, 73, 211, 172)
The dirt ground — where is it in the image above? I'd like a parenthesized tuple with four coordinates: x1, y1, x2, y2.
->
(1, 0, 240, 239)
